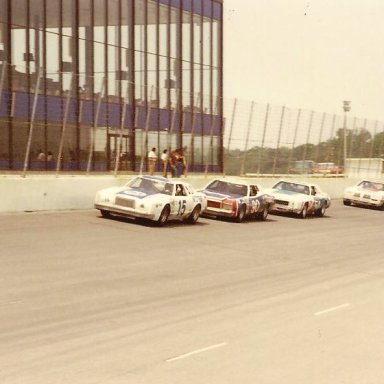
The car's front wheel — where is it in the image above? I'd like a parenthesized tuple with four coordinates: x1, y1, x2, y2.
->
(256, 206, 269, 221)
(343, 199, 351, 206)
(315, 204, 326, 217)
(100, 209, 110, 218)
(157, 205, 170, 226)
(236, 204, 246, 223)
(187, 205, 201, 224)
(298, 203, 308, 219)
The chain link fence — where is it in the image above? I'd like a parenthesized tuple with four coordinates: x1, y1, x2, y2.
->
(223, 97, 384, 176)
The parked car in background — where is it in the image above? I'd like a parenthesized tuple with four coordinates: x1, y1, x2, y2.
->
(266, 180, 331, 218)
(94, 175, 207, 226)
(314, 162, 343, 175)
(200, 178, 275, 222)
(288, 160, 315, 174)
(343, 180, 384, 209)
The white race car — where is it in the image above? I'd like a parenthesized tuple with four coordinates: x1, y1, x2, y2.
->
(266, 180, 331, 218)
(343, 180, 384, 209)
(94, 175, 207, 226)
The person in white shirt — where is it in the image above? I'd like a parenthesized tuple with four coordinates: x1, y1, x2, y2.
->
(161, 149, 169, 177)
(147, 147, 157, 175)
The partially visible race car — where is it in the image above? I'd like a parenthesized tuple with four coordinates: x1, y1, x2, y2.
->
(314, 162, 343, 175)
(199, 178, 275, 222)
(343, 180, 384, 209)
(94, 175, 207, 226)
(265, 180, 331, 218)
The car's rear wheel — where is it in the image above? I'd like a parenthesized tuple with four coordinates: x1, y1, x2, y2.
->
(187, 205, 201, 224)
(100, 209, 110, 218)
(315, 204, 326, 217)
(343, 199, 351, 206)
(257, 206, 269, 221)
(236, 204, 246, 223)
(157, 205, 170, 226)
(298, 203, 308, 219)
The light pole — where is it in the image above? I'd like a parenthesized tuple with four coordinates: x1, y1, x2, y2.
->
(343, 100, 351, 174)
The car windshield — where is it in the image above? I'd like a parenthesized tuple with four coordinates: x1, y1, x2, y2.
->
(273, 181, 310, 195)
(127, 177, 173, 195)
(205, 180, 247, 196)
(358, 181, 384, 191)
(205, 180, 228, 193)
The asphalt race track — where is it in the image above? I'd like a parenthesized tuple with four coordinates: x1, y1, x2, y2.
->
(1, 201, 383, 384)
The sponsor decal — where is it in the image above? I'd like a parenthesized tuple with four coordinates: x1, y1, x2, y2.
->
(250, 198, 260, 213)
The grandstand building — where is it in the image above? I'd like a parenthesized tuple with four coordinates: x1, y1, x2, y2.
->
(0, 0, 223, 172)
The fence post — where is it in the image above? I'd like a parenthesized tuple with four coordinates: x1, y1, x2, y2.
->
(226, 98, 237, 151)
(56, 73, 74, 175)
(188, 92, 201, 173)
(205, 96, 219, 176)
(314, 112, 326, 163)
(287, 109, 301, 173)
(22, 67, 42, 177)
(86, 77, 105, 174)
(224, 97, 237, 175)
(325, 114, 336, 163)
(348, 117, 357, 158)
(0, 61, 6, 108)
(357, 118, 368, 176)
(240, 101, 254, 176)
(139, 85, 154, 175)
(257, 103, 269, 174)
(168, 87, 180, 152)
(302, 110, 314, 163)
(368, 120, 378, 173)
(272, 105, 285, 175)
(114, 86, 129, 176)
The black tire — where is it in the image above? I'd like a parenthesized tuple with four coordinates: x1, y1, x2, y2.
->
(257, 206, 269, 221)
(298, 203, 308, 219)
(236, 204, 246, 223)
(315, 204, 326, 217)
(157, 205, 170, 226)
(187, 205, 201, 224)
(343, 199, 351, 206)
(100, 209, 110, 218)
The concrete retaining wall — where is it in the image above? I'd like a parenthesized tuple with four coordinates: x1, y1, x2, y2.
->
(0, 174, 362, 213)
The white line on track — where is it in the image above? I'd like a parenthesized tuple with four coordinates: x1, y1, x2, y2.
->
(314, 303, 351, 316)
(165, 342, 228, 362)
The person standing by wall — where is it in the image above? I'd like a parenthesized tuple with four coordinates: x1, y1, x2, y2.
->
(161, 149, 169, 178)
(147, 147, 157, 175)
(169, 148, 184, 178)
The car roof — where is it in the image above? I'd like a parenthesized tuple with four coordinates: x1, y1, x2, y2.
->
(275, 179, 318, 187)
(358, 179, 384, 184)
(208, 178, 258, 186)
(140, 175, 168, 182)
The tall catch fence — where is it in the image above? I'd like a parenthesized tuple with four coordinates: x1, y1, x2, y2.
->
(223, 98, 384, 176)
(1, 61, 384, 177)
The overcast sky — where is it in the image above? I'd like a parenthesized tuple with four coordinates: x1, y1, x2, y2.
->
(223, 0, 384, 122)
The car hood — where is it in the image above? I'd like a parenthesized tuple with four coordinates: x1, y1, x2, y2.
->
(267, 189, 310, 201)
(202, 190, 241, 200)
(346, 187, 384, 197)
(99, 186, 163, 200)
